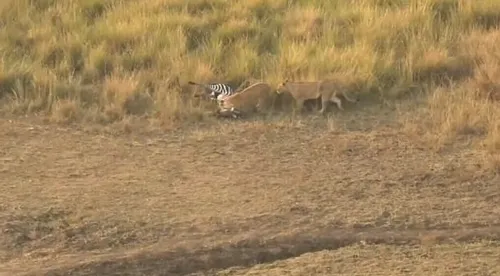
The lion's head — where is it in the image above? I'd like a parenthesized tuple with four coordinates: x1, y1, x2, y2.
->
(276, 79, 290, 94)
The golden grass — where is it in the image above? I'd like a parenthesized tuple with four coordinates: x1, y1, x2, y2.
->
(0, 0, 498, 164)
(0, 1, 497, 103)
(10, 1, 500, 162)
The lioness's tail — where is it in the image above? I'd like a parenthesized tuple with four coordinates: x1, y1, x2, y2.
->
(188, 81, 202, 86)
(342, 91, 358, 103)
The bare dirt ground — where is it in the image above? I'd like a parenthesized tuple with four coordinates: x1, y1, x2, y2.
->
(212, 242, 500, 276)
(1, 102, 500, 276)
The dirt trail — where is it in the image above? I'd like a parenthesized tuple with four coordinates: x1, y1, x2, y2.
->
(0, 113, 498, 275)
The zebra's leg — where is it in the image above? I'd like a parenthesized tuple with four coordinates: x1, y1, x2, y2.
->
(230, 107, 241, 118)
(217, 107, 233, 118)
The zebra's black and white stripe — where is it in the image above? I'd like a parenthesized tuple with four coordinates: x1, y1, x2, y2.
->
(188, 81, 235, 101)
(206, 83, 234, 101)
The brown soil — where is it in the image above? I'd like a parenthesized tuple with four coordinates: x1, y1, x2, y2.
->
(1, 104, 499, 276)
(213, 242, 500, 276)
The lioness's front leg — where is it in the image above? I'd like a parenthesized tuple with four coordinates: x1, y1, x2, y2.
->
(295, 99, 305, 112)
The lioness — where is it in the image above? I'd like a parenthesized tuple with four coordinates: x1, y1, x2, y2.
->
(276, 79, 358, 113)
(217, 82, 273, 118)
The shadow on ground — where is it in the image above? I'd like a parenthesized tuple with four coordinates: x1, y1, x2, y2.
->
(33, 225, 500, 276)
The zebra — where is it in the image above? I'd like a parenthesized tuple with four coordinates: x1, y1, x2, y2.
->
(188, 81, 235, 102)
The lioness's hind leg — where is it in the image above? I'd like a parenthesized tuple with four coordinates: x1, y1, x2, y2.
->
(319, 101, 327, 114)
(331, 96, 344, 111)
(319, 96, 331, 114)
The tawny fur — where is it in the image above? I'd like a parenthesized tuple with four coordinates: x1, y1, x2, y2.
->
(276, 79, 358, 113)
(218, 82, 273, 117)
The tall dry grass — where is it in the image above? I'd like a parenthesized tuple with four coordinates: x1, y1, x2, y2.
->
(0, 0, 500, 154)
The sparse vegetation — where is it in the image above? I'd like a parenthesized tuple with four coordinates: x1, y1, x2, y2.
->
(2, 0, 500, 275)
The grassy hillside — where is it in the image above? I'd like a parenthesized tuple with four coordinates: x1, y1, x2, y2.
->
(3, 2, 500, 273)
(1, 0, 500, 151)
